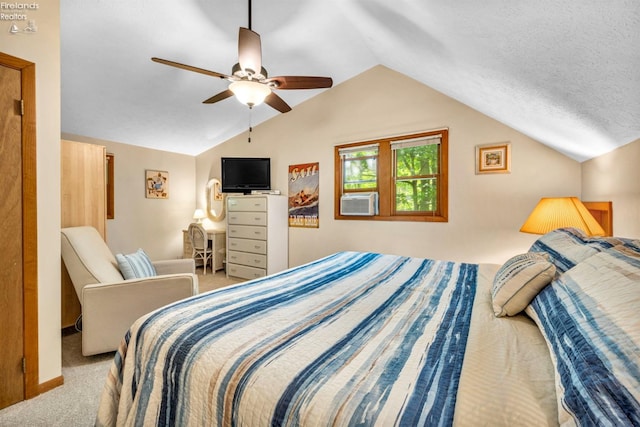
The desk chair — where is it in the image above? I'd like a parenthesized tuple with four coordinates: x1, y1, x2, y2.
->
(188, 222, 213, 274)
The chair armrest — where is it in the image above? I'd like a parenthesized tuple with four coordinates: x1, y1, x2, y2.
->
(153, 258, 195, 275)
(80, 273, 198, 355)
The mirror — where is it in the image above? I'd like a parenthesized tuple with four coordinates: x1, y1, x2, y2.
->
(206, 178, 225, 222)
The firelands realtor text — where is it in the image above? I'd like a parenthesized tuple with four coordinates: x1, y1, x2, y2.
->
(1, 2, 38, 20)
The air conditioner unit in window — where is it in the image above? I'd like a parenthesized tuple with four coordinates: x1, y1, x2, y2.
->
(340, 192, 378, 216)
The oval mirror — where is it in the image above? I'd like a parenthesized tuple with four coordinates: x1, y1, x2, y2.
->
(206, 178, 225, 222)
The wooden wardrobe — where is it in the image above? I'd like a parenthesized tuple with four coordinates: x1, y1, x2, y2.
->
(60, 140, 107, 328)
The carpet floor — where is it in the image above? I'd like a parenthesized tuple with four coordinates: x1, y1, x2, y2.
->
(0, 268, 241, 426)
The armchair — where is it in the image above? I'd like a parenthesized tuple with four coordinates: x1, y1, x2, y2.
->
(61, 226, 199, 356)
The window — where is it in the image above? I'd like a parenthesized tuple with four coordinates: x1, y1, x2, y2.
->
(340, 144, 378, 191)
(335, 129, 448, 222)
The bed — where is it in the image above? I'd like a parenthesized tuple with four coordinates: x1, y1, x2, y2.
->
(95, 228, 640, 426)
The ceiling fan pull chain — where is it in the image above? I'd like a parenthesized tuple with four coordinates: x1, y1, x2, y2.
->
(248, 107, 252, 143)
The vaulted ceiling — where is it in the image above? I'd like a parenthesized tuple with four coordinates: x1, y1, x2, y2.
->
(61, 0, 639, 161)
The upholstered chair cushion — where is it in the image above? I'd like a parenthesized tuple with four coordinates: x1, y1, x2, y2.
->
(61, 226, 124, 299)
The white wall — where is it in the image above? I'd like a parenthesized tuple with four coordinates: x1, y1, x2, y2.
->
(1, 2, 62, 382)
(582, 138, 640, 239)
(197, 66, 582, 267)
(61, 134, 198, 260)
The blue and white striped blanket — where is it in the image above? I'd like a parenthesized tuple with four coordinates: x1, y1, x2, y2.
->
(526, 230, 640, 426)
(96, 252, 479, 426)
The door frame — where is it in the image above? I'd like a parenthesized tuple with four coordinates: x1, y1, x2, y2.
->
(0, 51, 39, 399)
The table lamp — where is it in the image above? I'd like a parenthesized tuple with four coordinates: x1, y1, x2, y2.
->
(520, 197, 605, 237)
(193, 209, 207, 224)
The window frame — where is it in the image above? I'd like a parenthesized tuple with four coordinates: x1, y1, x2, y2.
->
(334, 129, 448, 222)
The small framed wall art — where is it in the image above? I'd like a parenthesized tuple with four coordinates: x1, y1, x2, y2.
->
(145, 169, 169, 199)
(475, 142, 511, 174)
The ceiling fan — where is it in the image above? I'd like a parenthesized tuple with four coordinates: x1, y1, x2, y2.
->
(151, 1, 333, 113)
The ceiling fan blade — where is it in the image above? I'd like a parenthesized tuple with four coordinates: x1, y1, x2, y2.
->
(265, 76, 333, 90)
(264, 92, 292, 113)
(151, 57, 230, 79)
(238, 27, 262, 75)
(203, 89, 234, 104)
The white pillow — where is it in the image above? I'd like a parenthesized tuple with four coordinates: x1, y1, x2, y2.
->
(492, 252, 556, 317)
(115, 248, 157, 280)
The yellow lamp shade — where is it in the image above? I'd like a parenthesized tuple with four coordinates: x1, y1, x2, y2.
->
(520, 197, 605, 237)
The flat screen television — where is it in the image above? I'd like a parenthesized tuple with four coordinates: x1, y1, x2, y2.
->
(221, 157, 271, 194)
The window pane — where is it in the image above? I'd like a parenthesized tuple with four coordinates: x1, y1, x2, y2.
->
(395, 144, 438, 178)
(396, 178, 437, 212)
(394, 143, 439, 212)
(343, 157, 377, 190)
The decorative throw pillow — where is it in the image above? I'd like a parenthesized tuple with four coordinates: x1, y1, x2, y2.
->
(492, 252, 556, 317)
(115, 248, 157, 280)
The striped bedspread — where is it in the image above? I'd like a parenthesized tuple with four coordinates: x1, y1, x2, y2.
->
(96, 251, 479, 426)
(526, 242, 640, 425)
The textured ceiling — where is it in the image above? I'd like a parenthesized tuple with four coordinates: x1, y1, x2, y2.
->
(61, 0, 640, 161)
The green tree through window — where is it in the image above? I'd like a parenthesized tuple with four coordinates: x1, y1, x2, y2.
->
(335, 129, 448, 222)
(393, 140, 439, 213)
(343, 147, 378, 191)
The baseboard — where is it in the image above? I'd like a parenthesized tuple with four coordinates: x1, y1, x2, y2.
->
(38, 375, 64, 395)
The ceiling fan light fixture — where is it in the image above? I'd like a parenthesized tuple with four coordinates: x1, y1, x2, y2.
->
(229, 80, 271, 107)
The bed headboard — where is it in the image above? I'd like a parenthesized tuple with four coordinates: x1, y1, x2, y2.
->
(583, 201, 613, 236)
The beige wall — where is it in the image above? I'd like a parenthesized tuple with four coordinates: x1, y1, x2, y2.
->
(62, 134, 198, 260)
(3, 6, 631, 388)
(582, 138, 640, 239)
(197, 66, 582, 267)
(1, 3, 62, 382)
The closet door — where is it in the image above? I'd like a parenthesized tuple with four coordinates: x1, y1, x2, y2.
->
(0, 52, 37, 409)
(60, 140, 107, 328)
(0, 55, 25, 410)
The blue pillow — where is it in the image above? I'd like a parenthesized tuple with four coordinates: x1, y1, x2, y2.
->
(115, 248, 156, 279)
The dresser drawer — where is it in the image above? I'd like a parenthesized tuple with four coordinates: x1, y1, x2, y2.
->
(228, 197, 267, 212)
(227, 211, 267, 226)
(228, 225, 267, 240)
(227, 251, 267, 269)
(228, 237, 267, 254)
(226, 263, 266, 280)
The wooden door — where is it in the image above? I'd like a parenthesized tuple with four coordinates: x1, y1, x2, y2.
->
(0, 60, 25, 409)
(60, 140, 107, 328)
(0, 51, 39, 409)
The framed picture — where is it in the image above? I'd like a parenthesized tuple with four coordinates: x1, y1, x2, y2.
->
(475, 142, 511, 174)
(213, 179, 223, 201)
(145, 169, 169, 199)
(288, 162, 319, 228)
